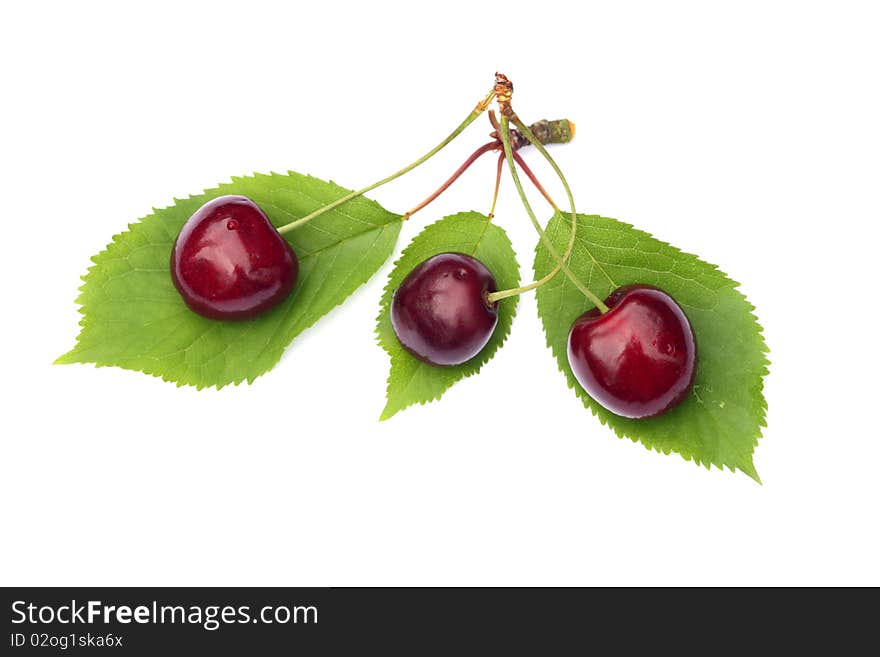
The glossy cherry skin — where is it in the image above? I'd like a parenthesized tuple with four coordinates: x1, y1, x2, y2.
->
(567, 285, 697, 419)
(391, 253, 498, 366)
(171, 195, 298, 320)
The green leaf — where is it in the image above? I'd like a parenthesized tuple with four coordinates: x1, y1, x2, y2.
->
(57, 172, 402, 388)
(534, 213, 769, 481)
(376, 212, 520, 420)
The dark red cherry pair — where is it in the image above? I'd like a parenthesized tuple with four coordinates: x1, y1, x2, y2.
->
(389, 255, 697, 420)
(567, 285, 697, 419)
(171, 195, 298, 320)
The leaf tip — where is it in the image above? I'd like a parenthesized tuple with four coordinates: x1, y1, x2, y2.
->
(378, 405, 397, 422)
(54, 351, 75, 365)
(741, 461, 762, 485)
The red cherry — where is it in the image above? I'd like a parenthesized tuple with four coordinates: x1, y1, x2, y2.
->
(171, 195, 298, 320)
(391, 253, 498, 366)
(567, 285, 697, 419)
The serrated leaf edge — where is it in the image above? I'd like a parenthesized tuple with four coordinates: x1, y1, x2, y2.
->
(57, 171, 403, 390)
(375, 211, 520, 420)
(535, 214, 770, 482)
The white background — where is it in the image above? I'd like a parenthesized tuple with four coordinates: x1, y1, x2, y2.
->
(2, 1, 878, 586)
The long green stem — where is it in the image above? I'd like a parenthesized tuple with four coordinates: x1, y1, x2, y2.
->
(513, 116, 616, 300)
(276, 87, 496, 235)
(487, 116, 608, 313)
(485, 119, 570, 302)
(487, 152, 504, 220)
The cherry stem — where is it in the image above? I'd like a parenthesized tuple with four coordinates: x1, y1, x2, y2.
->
(488, 152, 504, 219)
(405, 114, 566, 221)
(484, 119, 570, 302)
(512, 151, 559, 211)
(486, 116, 609, 313)
(404, 141, 497, 219)
(275, 86, 497, 235)
(512, 115, 612, 310)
